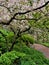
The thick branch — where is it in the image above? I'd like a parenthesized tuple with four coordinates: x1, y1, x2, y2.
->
(0, 1, 49, 25)
(9, 26, 31, 51)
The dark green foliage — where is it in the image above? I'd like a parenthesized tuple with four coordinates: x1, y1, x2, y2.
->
(0, 48, 49, 65)
(21, 57, 36, 65)
(0, 29, 49, 65)
(14, 42, 49, 65)
(0, 29, 14, 53)
(0, 29, 14, 43)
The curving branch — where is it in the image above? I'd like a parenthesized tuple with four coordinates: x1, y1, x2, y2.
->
(9, 26, 31, 51)
(0, 1, 49, 52)
(0, 1, 49, 25)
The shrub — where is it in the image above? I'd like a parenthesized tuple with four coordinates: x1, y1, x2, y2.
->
(0, 29, 14, 53)
(0, 51, 26, 65)
(14, 42, 49, 65)
(21, 34, 34, 45)
(0, 29, 14, 43)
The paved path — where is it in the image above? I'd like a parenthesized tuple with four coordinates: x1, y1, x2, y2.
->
(30, 44, 49, 58)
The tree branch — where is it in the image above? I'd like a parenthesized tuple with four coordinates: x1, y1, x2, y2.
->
(0, 4, 11, 13)
(9, 26, 31, 51)
(0, 1, 49, 25)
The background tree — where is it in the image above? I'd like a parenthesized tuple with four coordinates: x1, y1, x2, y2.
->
(0, 0, 49, 51)
(0, 0, 49, 65)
